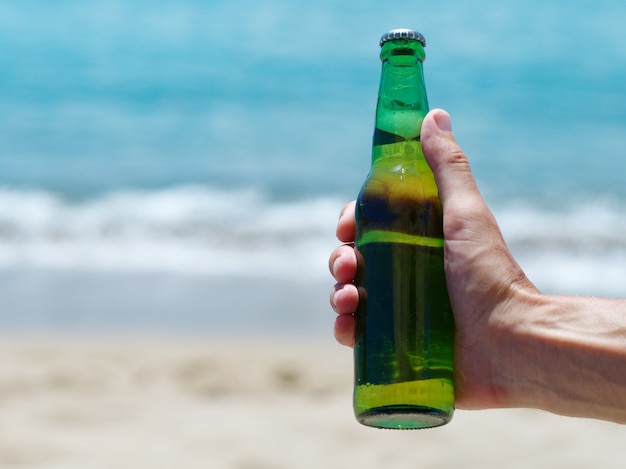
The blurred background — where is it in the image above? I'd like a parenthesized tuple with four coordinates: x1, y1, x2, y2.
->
(0, 0, 626, 322)
(2, 0, 626, 335)
(2, 1, 626, 468)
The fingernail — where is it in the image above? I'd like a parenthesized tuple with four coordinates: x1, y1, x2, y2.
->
(433, 110, 452, 132)
(333, 288, 342, 305)
(332, 257, 341, 276)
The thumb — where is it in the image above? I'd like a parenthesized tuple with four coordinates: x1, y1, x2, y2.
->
(421, 109, 481, 210)
(421, 108, 506, 251)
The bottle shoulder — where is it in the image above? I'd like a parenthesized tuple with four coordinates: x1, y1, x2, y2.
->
(361, 157, 439, 201)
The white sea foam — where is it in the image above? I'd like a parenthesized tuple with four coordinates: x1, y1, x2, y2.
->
(495, 201, 626, 297)
(0, 186, 341, 281)
(0, 187, 625, 297)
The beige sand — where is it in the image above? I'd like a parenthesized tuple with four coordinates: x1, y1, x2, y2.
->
(0, 336, 624, 469)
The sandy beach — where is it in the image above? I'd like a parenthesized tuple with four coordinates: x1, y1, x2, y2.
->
(0, 336, 623, 469)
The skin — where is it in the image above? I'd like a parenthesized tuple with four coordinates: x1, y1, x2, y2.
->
(329, 109, 626, 423)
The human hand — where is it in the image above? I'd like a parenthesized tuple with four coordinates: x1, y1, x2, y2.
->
(329, 109, 539, 410)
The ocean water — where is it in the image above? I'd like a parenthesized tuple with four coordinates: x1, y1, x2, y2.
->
(2, 0, 626, 332)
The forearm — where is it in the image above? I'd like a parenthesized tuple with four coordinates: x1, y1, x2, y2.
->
(493, 293, 626, 423)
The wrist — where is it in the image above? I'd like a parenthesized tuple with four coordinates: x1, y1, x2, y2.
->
(487, 290, 556, 410)
(477, 287, 548, 410)
(490, 292, 626, 422)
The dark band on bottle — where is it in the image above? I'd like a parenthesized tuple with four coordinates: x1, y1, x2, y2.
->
(373, 128, 420, 146)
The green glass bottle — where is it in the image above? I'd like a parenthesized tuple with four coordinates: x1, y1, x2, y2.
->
(353, 29, 455, 430)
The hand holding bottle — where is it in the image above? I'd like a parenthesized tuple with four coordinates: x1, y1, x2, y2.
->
(332, 108, 537, 412)
(331, 109, 626, 423)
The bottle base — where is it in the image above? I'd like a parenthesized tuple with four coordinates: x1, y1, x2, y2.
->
(356, 405, 453, 430)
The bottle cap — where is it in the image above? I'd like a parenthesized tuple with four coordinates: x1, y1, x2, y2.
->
(380, 29, 426, 48)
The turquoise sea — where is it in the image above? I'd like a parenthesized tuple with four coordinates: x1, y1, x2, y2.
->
(2, 0, 626, 333)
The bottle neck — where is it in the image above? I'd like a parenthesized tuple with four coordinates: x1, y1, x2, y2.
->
(373, 41, 429, 150)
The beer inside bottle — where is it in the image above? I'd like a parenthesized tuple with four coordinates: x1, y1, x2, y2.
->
(353, 29, 455, 430)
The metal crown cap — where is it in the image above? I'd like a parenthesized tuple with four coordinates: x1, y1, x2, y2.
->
(380, 29, 426, 48)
